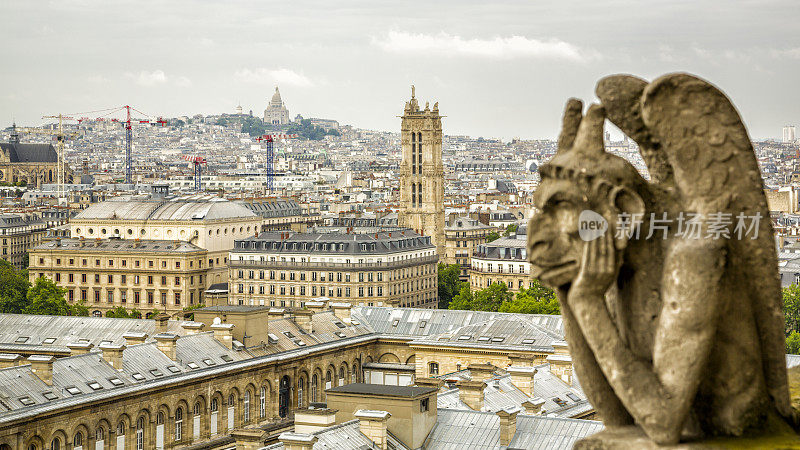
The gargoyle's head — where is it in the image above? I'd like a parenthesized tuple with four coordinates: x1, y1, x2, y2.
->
(528, 101, 650, 289)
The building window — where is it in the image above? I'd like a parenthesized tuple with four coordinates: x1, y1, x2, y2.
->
(311, 374, 318, 402)
(73, 431, 83, 448)
(175, 407, 183, 441)
(175, 293, 181, 306)
(421, 398, 430, 412)
(136, 417, 144, 450)
(134, 292, 140, 304)
(260, 386, 266, 418)
(428, 362, 439, 376)
(244, 390, 251, 423)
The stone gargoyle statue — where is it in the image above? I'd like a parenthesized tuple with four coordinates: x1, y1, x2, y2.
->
(527, 73, 799, 447)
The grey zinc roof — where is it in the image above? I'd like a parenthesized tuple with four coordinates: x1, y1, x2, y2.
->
(352, 307, 564, 340)
(0, 143, 57, 163)
(250, 311, 374, 355)
(787, 354, 800, 369)
(233, 229, 434, 256)
(0, 313, 187, 350)
(74, 196, 257, 221)
(424, 409, 602, 450)
(261, 420, 409, 450)
(410, 318, 561, 352)
(326, 383, 437, 398)
(32, 238, 205, 253)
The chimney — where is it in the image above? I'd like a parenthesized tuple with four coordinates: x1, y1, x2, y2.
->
(456, 380, 486, 411)
(294, 310, 314, 333)
(278, 432, 318, 450)
(154, 333, 179, 361)
(305, 301, 325, 313)
(154, 313, 170, 333)
(268, 308, 286, 320)
(507, 366, 537, 397)
(522, 397, 546, 415)
(294, 407, 338, 434)
(181, 321, 205, 335)
(67, 342, 94, 356)
(496, 406, 521, 446)
(415, 377, 445, 390)
(99, 343, 126, 371)
(329, 302, 352, 323)
(210, 322, 235, 349)
(230, 429, 267, 450)
(28, 355, 55, 386)
(354, 410, 391, 450)
(122, 331, 148, 346)
(467, 363, 496, 383)
(552, 340, 569, 355)
(0, 353, 23, 369)
(508, 352, 536, 367)
(546, 354, 574, 385)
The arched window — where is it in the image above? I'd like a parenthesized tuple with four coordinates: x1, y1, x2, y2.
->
(259, 387, 266, 418)
(352, 363, 358, 383)
(194, 402, 201, 415)
(429, 362, 439, 376)
(175, 407, 183, 441)
(193, 402, 202, 441)
(50, 438, 60, 450)
(156, 412, 164, 425)
(227, 394, 236, 430)
(28, 445, 36, 450)
(117, 422, 126, 436)
(338, 366, 345, 386)
(311, 374, 318, 403)
(96, 427, 105, 444)
(73, 431, 83, 448)
(243, 391, 251, 423)
(297, 378, 304, 408)
(135, 417, 144, 450)
(210, 398, 218, 412)
(325, 370, 332, 389)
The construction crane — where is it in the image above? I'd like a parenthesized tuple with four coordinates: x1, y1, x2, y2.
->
(181, 155, 207, 191)
(13, 114, 81, 203)
(254, 134, 297, 192)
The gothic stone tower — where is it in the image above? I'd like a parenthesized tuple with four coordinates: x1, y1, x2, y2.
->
(398, 86, 445, 256)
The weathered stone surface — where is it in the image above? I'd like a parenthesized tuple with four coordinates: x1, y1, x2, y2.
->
(528, 73, 799, 446)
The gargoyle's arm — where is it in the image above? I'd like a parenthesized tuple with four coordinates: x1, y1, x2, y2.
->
(567, 232, 723, 444)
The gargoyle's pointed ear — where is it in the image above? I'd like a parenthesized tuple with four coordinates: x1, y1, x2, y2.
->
(557, 98, 583, 153)
(610, 185, 645, 250)
(571, 104, 606, 156)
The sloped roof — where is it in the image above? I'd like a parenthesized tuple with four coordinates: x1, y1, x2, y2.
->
(74, 196, 258, 221)
(410, 318, 560, 352)
(0, 143, 57, 163)
(262, 420, 409, 450)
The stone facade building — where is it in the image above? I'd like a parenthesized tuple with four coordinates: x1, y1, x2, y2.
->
(443, 217, 495, 280)
(0, 213, 47, 268)
(398, 87, 445, 257)
(28, 239, 209, 316)
(228, 229, 438, 309)
(0, 135, 74, 188)
(469, 228, 533, 292)
(0, 304, 582, 450)
(264, 87, 290, 126)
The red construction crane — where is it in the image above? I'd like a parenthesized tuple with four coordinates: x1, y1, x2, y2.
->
(254, 134, 297, 192)
(181, 155, 207, 191)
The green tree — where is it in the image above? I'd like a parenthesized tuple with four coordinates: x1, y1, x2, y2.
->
(784, 285, 800, 336)
(486, 231, 500, 243)
(504, 224, 518, 236)
(448, 283, 514, 312)
(23, 277, 70, 316)
(0, 260, 31, 313)
(106, 306, 133, 318)
(72, 300, 90, 317)
(499, 281, 560, 315)
(130, 308, 142, 319)
(437, 263, 464, 309)
(788, 331, 800, 354)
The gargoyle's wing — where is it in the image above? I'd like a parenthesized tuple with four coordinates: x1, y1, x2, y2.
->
(596, 75, 674, 187)
(642, 73, 794, 422)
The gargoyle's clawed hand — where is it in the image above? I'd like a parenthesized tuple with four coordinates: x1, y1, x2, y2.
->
(570, 230, 618, 301)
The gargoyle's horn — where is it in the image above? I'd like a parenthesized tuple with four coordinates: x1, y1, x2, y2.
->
(557, 98, 583, 153)
(571, 104, 606, 155)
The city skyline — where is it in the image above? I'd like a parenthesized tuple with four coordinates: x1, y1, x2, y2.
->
(1, 0, 799, 141)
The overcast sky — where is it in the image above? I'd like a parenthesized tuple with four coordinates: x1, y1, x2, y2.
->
(1, 0, 799, 140)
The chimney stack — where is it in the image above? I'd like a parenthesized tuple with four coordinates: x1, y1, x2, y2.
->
(467, 363, 496, 383)
(294, 407, 338, 434)
(181, 321, 205, 335)
(507, 366, 537, 397)
(522, 397, 546, 415)
(210, 322, 235, 349)
(496, 406, 521, 446)
(99, 343, 126, 371)
(67, 342, 94, 356)
(268, 308, 286, 320)
(354, 410, 391, 450)
(456, 380, 485, 411)
(415, 377, 445, 390)
(305, 301, 325, 314)
(294, 310, 314, 333)
(230, 429, 267, 450)
(546, 354, 574, 385)
(122, 331, 148, 346)
(154, 333, 179, 361)
(155, 313, 170, 333)
(330, 302, 352, 323)
(28, 355, 55, 385)
(278, 432, 318, 450)
(0, 353, 23, 369)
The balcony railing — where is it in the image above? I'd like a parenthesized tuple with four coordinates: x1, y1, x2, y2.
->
(229, 254, 439, 270)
